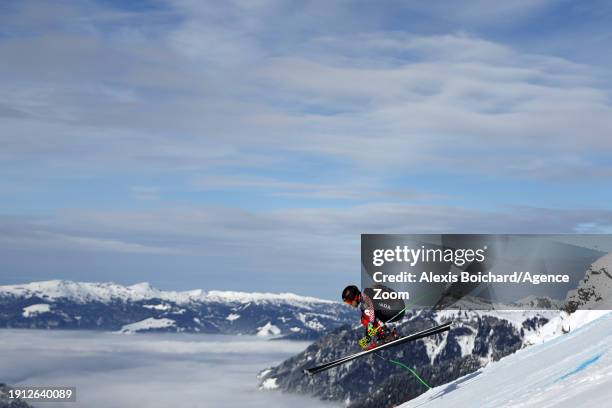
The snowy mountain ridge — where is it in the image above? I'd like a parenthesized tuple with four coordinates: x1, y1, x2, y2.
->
(0, 280, 334, 305)
(0, 280, 351, 338)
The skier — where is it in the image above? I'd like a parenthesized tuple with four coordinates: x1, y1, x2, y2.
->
(342, 284, 400, 350)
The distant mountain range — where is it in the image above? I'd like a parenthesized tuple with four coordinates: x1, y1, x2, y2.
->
(0, 280, 353, 339)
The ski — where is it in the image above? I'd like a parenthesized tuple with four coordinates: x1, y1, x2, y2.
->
(303, 321, 451, 375)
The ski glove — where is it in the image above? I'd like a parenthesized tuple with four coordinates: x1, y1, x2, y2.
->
(366, 322, 375, 337)
(358, 335, 371, 349)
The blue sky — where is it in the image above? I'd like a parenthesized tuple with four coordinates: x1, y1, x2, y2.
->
(1, 0, 612, 299)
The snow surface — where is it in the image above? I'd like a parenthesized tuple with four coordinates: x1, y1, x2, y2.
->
(22, 303, 50, 317)
(261, 378, 279, 390)
(297, 313, 326, 331)
(401, 312, 612, 408)
(523, 310, 610, 346)
(257, 322, 281, 337)
(0, 280, 334, 305)
(118, 318, 176, 333)
(143, 303, 171, 311)
(455, 327, 476, 357)
(226, 313, 241, 321)
(424, 331, 448, 364)
(258, 369, 272, 379)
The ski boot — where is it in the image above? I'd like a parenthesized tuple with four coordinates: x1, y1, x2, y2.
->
(357, 326, 398, 350)
(375, 325, 399, 345)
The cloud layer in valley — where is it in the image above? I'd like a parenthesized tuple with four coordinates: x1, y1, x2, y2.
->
(0, 329, 333, 408)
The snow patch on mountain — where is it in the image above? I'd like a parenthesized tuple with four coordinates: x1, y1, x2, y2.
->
(257, 322, 281, 336)
(22, 303, 50, 317)
(260, 378, 279, 390)
(257, 369, 272, 379)
(226, 313, 240, 321)
(143, 303, 171, 311)
(456, 327, 476, 356)
(425, 331, 448, 364)
(296, 313, 327, 331)
(118, 318, 176, 333)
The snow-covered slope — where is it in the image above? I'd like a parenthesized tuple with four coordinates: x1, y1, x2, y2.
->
(21, 303, 51, 317)
(401, 311, 612, 408)
(401, 252, 612, 408)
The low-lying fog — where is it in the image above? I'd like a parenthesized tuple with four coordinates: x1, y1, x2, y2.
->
(0, 330, 337, 407)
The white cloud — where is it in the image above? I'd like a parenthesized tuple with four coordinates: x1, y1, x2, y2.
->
(0, 1, 610, 180)
(2, 204, 612, 263)
(192, 174, 438, 201)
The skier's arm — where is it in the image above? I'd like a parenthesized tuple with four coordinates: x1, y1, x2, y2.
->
(360, 293, 385, 339)
(360, 293, 376, 327)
